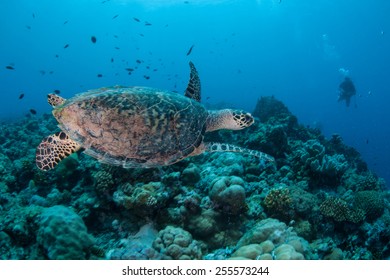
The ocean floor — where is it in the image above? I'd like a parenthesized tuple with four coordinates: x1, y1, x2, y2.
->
(0, 96, 389, 260)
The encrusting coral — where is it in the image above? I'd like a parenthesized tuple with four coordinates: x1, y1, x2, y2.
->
(230, 218, 308, 260)
(37, 205, 94, 259)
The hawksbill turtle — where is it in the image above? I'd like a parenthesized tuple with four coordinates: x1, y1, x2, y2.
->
(36, 62, 274, 171)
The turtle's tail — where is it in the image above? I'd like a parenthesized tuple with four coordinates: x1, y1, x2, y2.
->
(36, 131, 81, 171)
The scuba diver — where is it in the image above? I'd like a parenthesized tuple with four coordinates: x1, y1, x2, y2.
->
(338, 77, 356, 107)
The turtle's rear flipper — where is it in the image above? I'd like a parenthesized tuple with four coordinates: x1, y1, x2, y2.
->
(36, 132, 81, 171)
(204, 142, 275, 163)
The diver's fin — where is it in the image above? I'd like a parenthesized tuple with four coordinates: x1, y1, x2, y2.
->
(184, 61, 201, 102)
(345, 97, 351, 107)
(204, 142, 275, 162)
(36, 131, 81, 171)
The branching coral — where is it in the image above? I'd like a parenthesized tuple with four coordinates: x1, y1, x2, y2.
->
(320, 197, 365, 223)
(353, 191, 384, 220)
(263, 186, 294, 221)
(113, 182, 169, 216)
(93, 170, 115, 196)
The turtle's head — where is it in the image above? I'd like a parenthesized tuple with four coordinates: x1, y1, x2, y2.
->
(206, 109, 254, 132)
(231, 110, 254, 129)
(48, 93, 66, 108)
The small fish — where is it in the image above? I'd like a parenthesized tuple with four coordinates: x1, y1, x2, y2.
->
(133, 17, 140, 22)
(91, 36, 97, 43)
(39, 70, 46, 75)
(143, 75, 150, 80)
(136, 59, 142, 64)
(97, 74, 103, 78)
(6, 65, 15, 70)
(366, 139, 369, 144)
(64, 44, 69, 48)
(139, 33, 144, 37)
(111, 58, 114, 63)
(186, 44, 194, 56)
(63, 20, 68, 25)
(49, 71, 54, 74)
(206, 96, 210, 100)
(53, 89, 61, 94)
(184, 1, 189, 3)
(115, 47, 120, 50)
(101, 0, 110, 3)
(19, 93, 24, 99)
(145, 22, 152, 26)
(55, 54, 59, 58)
(125, 68, 134, 72)
(30, 109, 37, 115)
(26, 25, 31, 30)
(112, 14, 119, 19)
(113, 35, 118, 38)
(32, 13, 35, 18)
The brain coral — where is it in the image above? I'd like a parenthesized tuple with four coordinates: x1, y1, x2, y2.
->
(152, 226, 203, 260)
(37, 205, 94, 259)
(209, 176, 246, 215)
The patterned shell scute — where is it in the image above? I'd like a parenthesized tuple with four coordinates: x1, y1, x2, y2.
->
(53, 86, 208, 168)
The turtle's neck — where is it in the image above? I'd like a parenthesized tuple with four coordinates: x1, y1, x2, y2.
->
(206, 109, 234, 132)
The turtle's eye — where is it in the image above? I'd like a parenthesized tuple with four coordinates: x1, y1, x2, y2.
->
(245, 114, 253, 123)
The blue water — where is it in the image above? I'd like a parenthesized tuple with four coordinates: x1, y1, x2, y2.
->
(1, 0, 389, 186)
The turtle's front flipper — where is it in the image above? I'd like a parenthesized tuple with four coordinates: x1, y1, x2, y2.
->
(204, 142, 275, 163)
(36, 131, 81, 171)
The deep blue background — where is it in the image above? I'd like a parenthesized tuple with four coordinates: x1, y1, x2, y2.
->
(1, 0, 389, 185)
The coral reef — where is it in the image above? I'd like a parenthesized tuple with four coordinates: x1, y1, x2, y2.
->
(0, 95, 389, 260)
